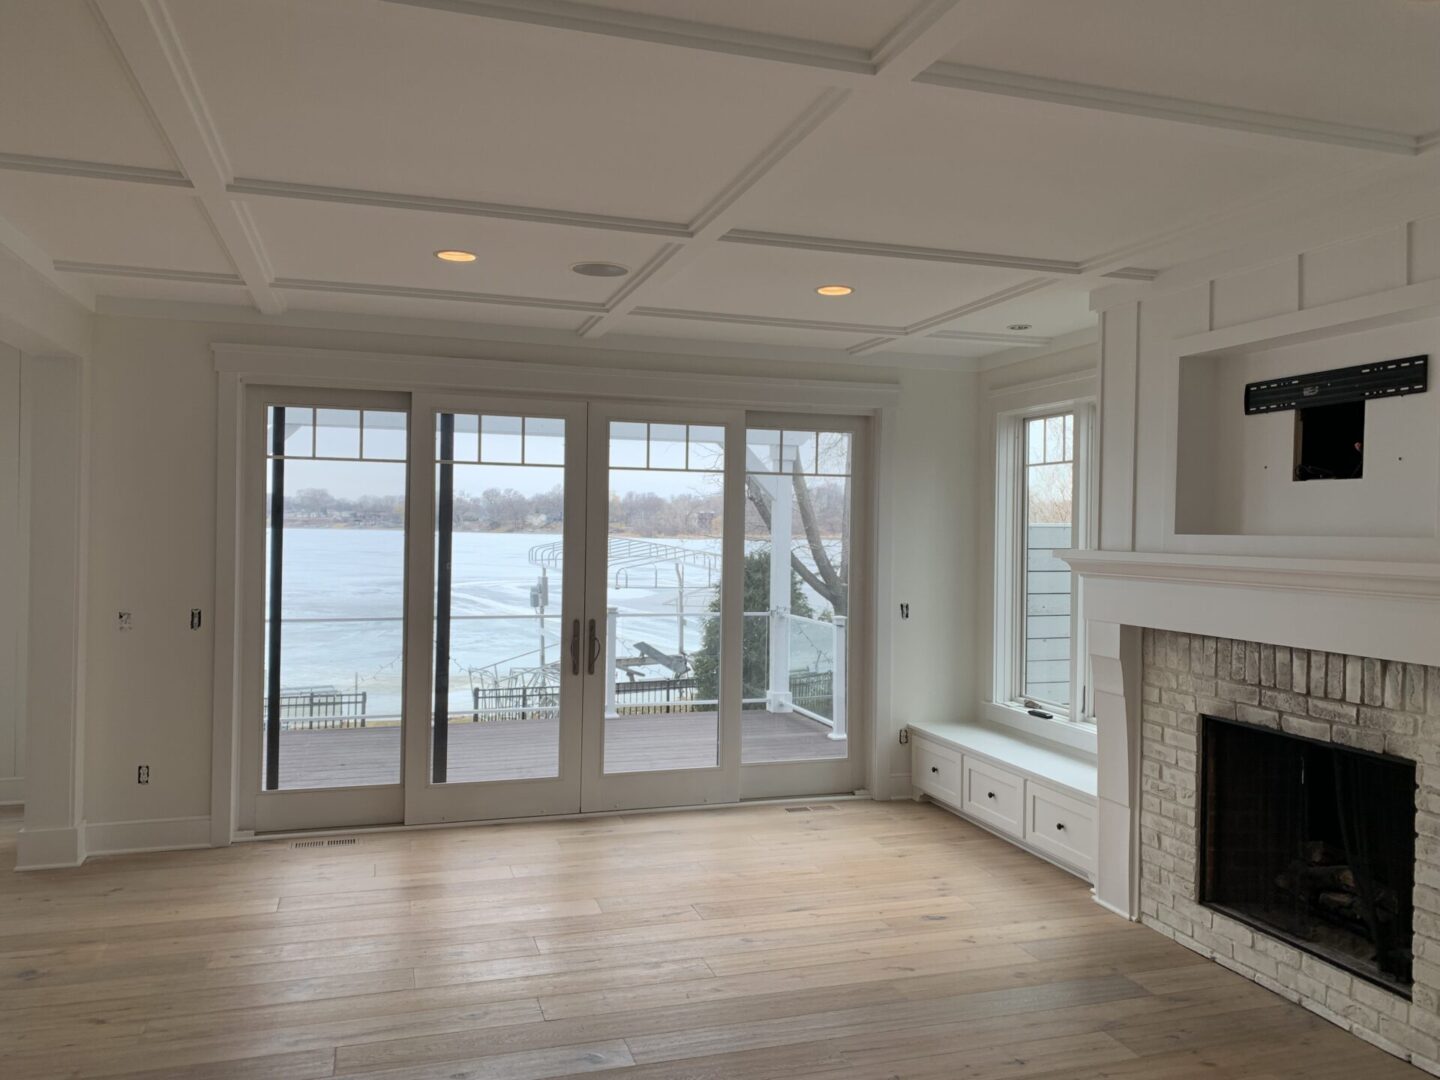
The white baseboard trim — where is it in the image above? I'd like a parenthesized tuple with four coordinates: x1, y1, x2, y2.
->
(0, 775, 21, 805)
(84, 816, 213, 858)
(1092, 891, 1138, 921)
(15, 825, 85, 870)
(888, 771, 911, 798)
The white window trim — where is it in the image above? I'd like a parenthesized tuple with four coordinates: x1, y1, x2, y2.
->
(988, 400, 1097, 750)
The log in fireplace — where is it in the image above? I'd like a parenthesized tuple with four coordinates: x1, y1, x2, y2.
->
(1200, 715, 1417, 996)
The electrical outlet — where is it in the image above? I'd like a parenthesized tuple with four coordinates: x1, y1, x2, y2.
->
(899, 603, 910, 620)
(190, 608, 202, 630)
(137, 765, 150, 785)
(117, 611, 133, 632)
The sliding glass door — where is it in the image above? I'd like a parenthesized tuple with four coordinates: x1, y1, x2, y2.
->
(404, 397, 588, 824)
(240, 389, 864, 833)
(242, 388, 410, 832)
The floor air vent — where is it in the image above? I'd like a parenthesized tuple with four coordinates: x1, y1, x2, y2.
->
(784, 806, 811, 813)
(291, 837, 359, 849)
(808, 804, 837, 811)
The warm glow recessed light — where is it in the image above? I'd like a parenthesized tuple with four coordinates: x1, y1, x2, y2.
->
(816, 285, 853, 297)
(434, 249, 477, 263)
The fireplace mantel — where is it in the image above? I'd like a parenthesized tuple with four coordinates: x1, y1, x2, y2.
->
(1060, 550, 1440, 669)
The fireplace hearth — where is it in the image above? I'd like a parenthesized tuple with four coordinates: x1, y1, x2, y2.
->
(1200, 714, 1417, 996)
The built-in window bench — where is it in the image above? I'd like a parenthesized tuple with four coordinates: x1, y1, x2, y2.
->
(907, 720, 1098, 881)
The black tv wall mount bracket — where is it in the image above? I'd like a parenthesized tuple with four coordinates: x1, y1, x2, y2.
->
(1244, 355, 1428, 415)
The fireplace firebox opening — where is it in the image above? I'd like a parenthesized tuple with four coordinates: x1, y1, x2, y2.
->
(1200, 714, 1416, 997)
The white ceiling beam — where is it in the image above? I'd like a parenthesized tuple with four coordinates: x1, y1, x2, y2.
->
(226, 177, 692, 238)
(385, 0, 1421, 157)
(381, 0, 876, 78)
(914, 64, 1424, 157)
(577, 87, 852, 338)
(0, 152, 190, 189)
(720, 230, 1086, 277)
(90, 0, 285, 314)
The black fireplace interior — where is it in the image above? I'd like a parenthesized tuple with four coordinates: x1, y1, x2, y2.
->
(1201, 715, 1416, 995)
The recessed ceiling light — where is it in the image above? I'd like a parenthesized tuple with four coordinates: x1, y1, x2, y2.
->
(816, 285, 854, 297)
(435, 249, 477, 263)
(572, 261, 630, 277)
(1007, 323, 1033, 331)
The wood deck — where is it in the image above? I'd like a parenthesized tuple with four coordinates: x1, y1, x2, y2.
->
(278, 710, 845, 789)
(0, 800, 1421, 1079)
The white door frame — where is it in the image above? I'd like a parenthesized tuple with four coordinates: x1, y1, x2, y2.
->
(211, 344, 899, 844)
(237, 385, 409, 834)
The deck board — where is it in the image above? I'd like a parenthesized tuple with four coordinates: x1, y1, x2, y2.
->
(277, 710, 844, 788)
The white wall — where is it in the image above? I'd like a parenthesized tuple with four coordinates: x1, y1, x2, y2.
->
(0, 343, 23, 804)
(1179, 317, 1440, 538)
(882, 368, 979, 792)
(79, 314, 980, 835)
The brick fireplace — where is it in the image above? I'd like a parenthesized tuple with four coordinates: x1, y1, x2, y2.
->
(1140, 629, 1440, 1070)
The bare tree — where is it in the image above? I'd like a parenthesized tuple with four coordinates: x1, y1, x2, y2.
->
(745, 471, 848, 616)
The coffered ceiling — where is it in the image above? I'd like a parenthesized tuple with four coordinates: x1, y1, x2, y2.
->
(2, 0, 1437, 367)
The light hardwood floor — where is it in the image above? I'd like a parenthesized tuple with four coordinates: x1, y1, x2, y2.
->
(0, 800, 1423, 1079)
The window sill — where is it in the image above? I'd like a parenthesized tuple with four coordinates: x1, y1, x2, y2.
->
(981, 700, 1098, 755)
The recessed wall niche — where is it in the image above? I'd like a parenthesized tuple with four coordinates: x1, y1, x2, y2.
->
(1174, 316, 1438, 540)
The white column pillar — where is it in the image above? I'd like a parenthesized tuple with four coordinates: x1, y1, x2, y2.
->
(1088, 620, 1142, 919)
(604, 606, 618, 718)
(766, 464, 793, 712)
(828, 616, 847, 740)
(17, 354, 89, 870)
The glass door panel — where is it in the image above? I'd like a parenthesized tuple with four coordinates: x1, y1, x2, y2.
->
(740, 426, 851, 764)
(582, 407, 743, 812)
(405, 397, 586, 825)
(431, 413, 568, 784)
(262, 405, 408, 790)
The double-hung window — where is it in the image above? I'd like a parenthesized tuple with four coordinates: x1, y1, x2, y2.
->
(994, 405, 1093, 724)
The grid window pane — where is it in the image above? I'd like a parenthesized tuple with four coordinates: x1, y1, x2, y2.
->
(480, 414, 523, 464)
(315, 408, 360, 458)
(1022, 414, 1075, 709)
(361, 411, 408, 461)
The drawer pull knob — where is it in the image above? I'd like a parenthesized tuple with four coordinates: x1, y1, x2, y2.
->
(930, 766, 939, 773)
(986, 791, 996, 800)
(1056, 822, 1066, 831)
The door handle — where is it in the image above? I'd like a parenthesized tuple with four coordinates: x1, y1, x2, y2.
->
(587, 618, 601, 675)
(569, 619, 581, 676)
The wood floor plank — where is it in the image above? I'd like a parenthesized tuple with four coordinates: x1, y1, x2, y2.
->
(0, 800, 1424, 1079)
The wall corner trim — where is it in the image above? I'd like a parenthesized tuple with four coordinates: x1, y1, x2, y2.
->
(15, 824, 85, 870)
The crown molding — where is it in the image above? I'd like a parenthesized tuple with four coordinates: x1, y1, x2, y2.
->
(272, 277, 606, 313)
(976, 326, 1099, 373)
(53, 260, 242, 284)
(226, 177, 692, 237)
(916, 63, 1422, 156)
(0, 152, 190, 188)
(381, 0, 876, 77)
(92, 296, 984, 371)
(928, 328, 1050, 347)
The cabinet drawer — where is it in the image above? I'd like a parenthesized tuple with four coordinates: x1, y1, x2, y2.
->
(1025, 781, 1095, 875)
(962, 757, 1023, 838)
(912, 739, 961, 805)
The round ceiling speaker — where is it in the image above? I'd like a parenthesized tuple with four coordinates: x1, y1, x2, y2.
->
(572, 261, 630, 277)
